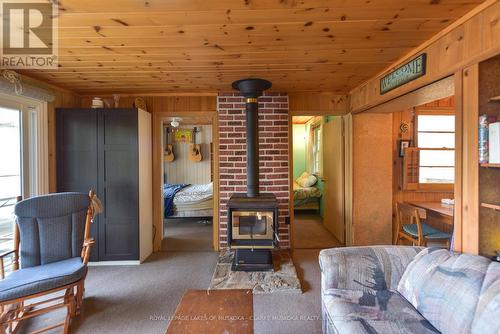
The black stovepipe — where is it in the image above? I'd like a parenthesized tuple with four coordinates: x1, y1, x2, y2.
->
(231, 78, 272, 197)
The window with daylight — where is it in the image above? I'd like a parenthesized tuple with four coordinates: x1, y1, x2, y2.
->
(417, 113, 455, 185)
(312, 125, 321, 175)
(0, 93, 48, 258)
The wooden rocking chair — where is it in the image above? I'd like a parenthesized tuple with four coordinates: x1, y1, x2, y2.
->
(0, 191, 97, 333)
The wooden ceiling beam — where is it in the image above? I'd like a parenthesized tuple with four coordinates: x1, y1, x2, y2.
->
(55, 6, 480, 27)
(55, 0, 483, 12)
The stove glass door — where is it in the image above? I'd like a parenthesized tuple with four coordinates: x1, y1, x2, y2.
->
(232, 211, 273, 240)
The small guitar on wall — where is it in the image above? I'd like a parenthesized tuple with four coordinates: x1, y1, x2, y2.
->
(164, 126, 175, 162)
(189, 127, 202, 162)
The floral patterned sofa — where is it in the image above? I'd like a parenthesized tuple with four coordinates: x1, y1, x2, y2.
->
(319, 246, 500, 334)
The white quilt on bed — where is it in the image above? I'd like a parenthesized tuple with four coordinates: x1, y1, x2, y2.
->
(173, 182, 213, 205)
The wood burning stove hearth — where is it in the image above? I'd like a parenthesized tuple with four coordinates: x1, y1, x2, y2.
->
(228, 78, 278, 272)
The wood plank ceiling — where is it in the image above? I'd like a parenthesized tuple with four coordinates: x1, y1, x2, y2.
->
(21, 0, 485, 94)
(292, 116, 315, 124)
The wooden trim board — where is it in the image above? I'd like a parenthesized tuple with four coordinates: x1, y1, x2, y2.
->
(152, 110, 219, 252)
(460, 64, 480, 255)
(453, 71, 464, 252)
(354, 75, 454, 114)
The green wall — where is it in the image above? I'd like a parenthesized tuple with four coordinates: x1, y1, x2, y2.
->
(293, 122, 325, 217)
(292, 124, 307, 180)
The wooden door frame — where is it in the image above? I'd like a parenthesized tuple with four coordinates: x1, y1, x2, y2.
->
(152, 111, 219, 252)
(354, 75, 463, 250)
(288, 110, 347, 250)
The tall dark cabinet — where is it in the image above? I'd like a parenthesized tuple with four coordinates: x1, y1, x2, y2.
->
(56, 108, 153, 262)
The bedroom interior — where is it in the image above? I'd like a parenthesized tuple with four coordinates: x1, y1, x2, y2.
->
(0, 0, 499, 333)
(162, 120, 214, 252)
(291, 115, 344, 249)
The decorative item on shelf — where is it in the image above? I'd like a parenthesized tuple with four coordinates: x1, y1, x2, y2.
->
(189, 126, 202, 162)
(2, 70, 23, 95)
(489, 121, 500, 164)
(398, 139, 411, 157)
(479, 114, 489, 164)
(113, 94, 120, 108)
(134, 97, 147, 111)
(91, 97, 104, 108)
(103, 98, 112, 108)
(164, 126, 175, 162)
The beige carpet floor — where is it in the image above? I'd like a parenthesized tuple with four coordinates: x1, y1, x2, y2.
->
(293, 212, 343, 249)
(20, 249, 326, 334)
(162, 218, 213, 251)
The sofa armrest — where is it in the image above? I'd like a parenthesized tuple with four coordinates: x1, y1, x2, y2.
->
(319, 246, 423, 293)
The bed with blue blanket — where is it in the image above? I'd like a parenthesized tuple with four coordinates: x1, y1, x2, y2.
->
(163, 183, 214, 218)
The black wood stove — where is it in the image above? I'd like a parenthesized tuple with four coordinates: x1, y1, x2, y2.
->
(227, 78, 279, 272)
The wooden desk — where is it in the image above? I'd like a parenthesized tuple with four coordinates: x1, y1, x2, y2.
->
(407, 201, 454, 233)
(408, 202, 454, 219)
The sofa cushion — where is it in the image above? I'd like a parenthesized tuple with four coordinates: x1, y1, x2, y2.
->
(0, 257, 86, 302)
(323, 288, 439, 334)
(397, 248, 491, 334)
(319, 246, 423, 292)
(471, 262, 500, 334)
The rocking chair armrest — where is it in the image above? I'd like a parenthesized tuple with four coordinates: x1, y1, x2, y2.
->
(0, 249, 17, 259)
(81, 238, 95, 264)
(83, 238, 95, 247)
(0, 249, 18, 279)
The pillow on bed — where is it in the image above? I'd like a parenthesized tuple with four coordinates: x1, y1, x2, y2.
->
(296, 172, 317, 187)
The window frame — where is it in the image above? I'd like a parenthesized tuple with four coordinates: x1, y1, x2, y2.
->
(0, 93, 49, 198)
(414, 108, 455, 191)
(311, 124, 321, 175)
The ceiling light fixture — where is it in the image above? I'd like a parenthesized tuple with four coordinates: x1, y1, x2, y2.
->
(171, 117, 182, 128)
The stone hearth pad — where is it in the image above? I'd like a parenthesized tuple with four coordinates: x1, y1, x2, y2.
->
(208, 250, 302, 294)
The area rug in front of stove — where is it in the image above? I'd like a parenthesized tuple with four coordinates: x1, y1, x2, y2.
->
(208, 250, 302, 294)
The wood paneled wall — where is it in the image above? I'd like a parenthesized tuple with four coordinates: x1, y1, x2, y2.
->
(164, 124, 212, 184)
(289, 93, 348, 116)
(350, 0, 500, 113)
(392, 97, 455, 239)
(80, 95, 216, 113)
(352, 112, 393, 246)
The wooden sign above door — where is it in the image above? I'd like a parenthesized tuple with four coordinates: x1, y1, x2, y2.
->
(380, 53, 427, 95)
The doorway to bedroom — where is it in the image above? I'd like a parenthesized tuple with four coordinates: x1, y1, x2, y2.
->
(291, 116, 344, 249)
(161, 116, 214, 251)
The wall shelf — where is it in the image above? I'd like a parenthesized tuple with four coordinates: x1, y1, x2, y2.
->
(489, 95, 500, 102)
(480, 163, 500, 168)
(481, 202, 500, 211)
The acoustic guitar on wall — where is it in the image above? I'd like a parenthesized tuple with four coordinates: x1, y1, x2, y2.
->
(189, 127, 202, 162)
(164, 127, 175, 162)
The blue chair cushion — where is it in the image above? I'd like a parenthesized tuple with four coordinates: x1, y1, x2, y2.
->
(402, 223, 451, 240)
(0, 257, 86, 302)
